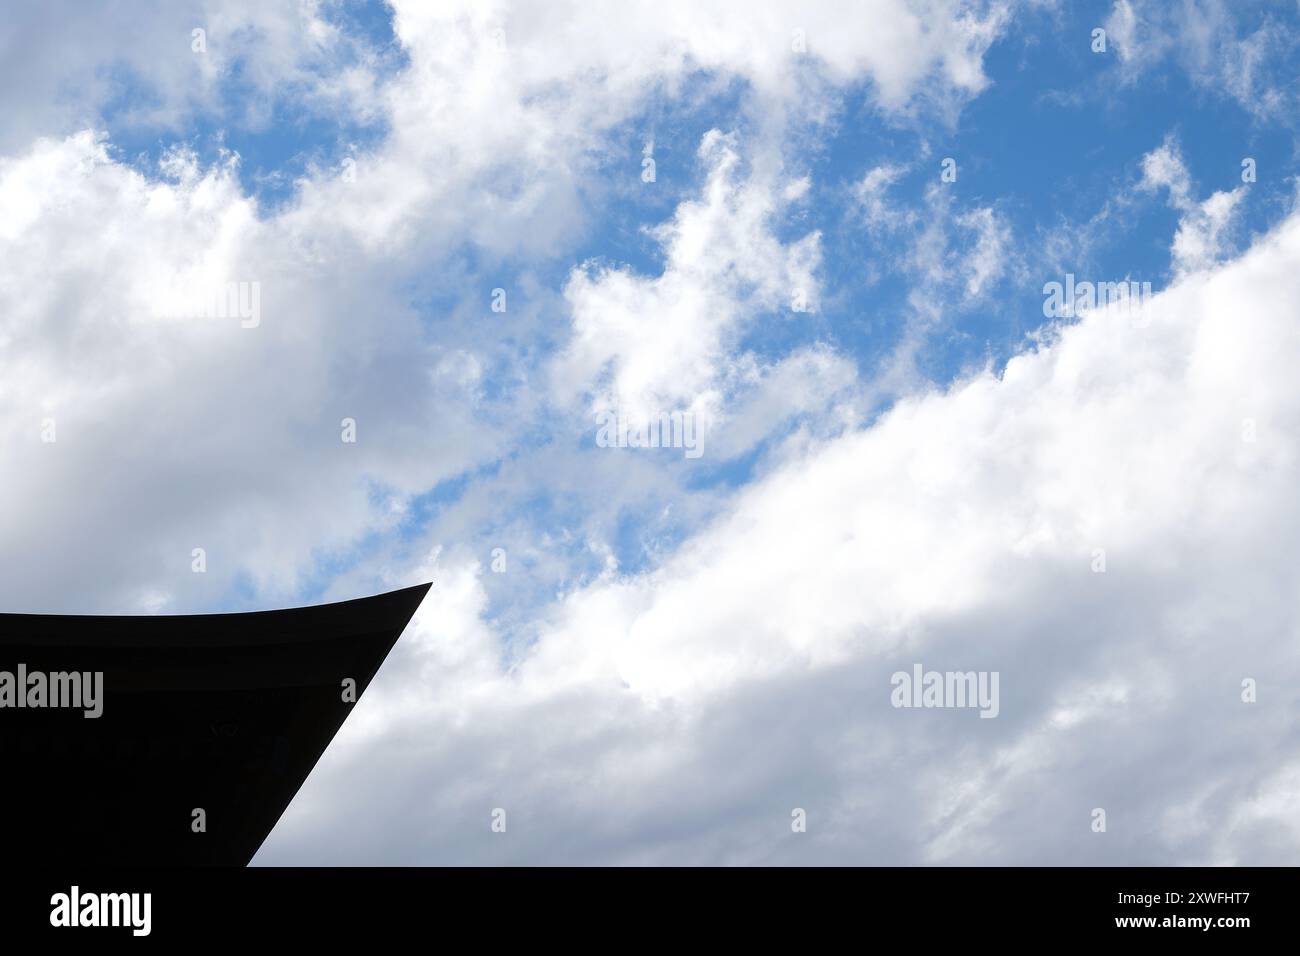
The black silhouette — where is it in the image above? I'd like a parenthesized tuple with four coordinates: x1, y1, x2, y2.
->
(0, 584, 430, 865)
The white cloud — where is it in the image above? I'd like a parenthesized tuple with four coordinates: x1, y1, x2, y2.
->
(278, 0, 1014, 262)
(553, 130, 821, 425)
(852, 162, 910, 230)
(265, 188, 1300, 865)
(1103, 0, 1143, 65)
(0, 0, 384, 152)
(0, 130, 496, 609)
(1103, 0, 1297, 121)
(847, 161, 1019, 398)
(1140, 136, 1245, 274)
(853, 164, 1015, 306)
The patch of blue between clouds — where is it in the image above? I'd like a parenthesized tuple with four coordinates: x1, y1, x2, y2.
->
(102, 0, 403, 212)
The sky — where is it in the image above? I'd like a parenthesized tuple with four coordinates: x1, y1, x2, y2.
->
(2, 0, 1300, 864)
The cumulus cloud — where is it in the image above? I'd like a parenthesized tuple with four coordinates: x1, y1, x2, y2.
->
(281, 0, 1014, 260)
(553, 130, 821, 425)
(264, 201, 1300, 865)
(1140, 136, 1244, 274)
(0, 128, 505, 611)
